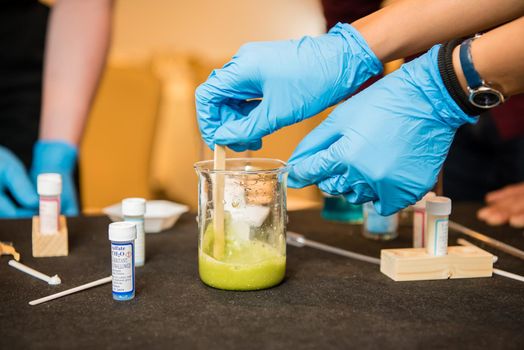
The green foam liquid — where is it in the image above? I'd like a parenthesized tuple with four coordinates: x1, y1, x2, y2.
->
(199, 224, 286, 290)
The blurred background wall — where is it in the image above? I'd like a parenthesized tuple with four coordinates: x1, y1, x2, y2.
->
(80, 0, 328, 213)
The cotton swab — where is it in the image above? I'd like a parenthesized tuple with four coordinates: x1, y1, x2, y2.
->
(213, 145, 226, 260)
(29, 276, 112, 306)
(457, 238, 499, 263)
(457, 238, 524, 283)
(8, 260, 61, 285)
(287, 231, 381, 265)
(492, 268, 524, 283)
(449, 221, 524, 260)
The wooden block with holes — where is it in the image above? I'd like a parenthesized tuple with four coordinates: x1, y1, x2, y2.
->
(380, 246, 493, 282)
(32, 216, 69, 257)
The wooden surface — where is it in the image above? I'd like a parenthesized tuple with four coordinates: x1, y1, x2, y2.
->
(381, 246, 493, 281)
(32, 216, 68, 257)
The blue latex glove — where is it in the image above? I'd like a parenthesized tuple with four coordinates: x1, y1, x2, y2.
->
(288, 45, 477, 215)
(30, 140, 79, 216)
(0, 146, 39, 218)
(195, 23, 382, 151)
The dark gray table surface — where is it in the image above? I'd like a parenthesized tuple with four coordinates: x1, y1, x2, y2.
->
(1, 203, 523, 349)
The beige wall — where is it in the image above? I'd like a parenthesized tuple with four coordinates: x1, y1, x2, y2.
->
(81, 1, 327, 213)
(110, 0, 325, 62)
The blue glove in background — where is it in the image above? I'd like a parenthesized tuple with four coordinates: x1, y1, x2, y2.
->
(0, 146, 38, 218)
(30, 140, 79, 216)
(288, 45, 477, 215)
(196, 23, 382, 151)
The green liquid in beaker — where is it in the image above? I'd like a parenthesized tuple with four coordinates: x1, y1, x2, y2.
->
(199, 223, 286, 291)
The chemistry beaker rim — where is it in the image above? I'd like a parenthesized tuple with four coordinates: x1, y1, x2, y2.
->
(194, 157, 289, 175)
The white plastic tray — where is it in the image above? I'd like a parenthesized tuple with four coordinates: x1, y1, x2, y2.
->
(103, 200, 189, 233)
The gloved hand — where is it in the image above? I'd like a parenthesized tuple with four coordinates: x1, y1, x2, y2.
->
(288, 45, 477, 215)
(0, 146, 38, 218)
(30, 140, 79, 216)
(196, 23, 382, 151)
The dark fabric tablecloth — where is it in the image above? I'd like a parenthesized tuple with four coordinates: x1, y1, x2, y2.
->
(1, 203, 523, 349)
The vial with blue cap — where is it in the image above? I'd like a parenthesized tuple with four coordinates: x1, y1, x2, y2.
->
(108, 222, 136, 301)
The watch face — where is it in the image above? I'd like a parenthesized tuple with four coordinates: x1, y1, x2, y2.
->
(470, 88, 503, 108)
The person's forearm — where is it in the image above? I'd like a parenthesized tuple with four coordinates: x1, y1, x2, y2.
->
(39, 0, 113, 146)
(452, 16, 524, 97)
(353, 0, 524, 63)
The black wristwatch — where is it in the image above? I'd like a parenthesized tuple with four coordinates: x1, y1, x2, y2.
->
(459, 34, 505, 109)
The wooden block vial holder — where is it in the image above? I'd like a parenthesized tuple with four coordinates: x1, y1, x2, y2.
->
(380, 246, 493, 282)
(32, 216, 69, 257)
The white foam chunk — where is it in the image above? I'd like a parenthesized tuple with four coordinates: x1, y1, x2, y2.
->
(224, 178, 246, 211)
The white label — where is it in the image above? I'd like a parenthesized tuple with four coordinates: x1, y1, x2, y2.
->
(412, 210, 424, 248)
(111, 243, 134, 293)
(39, 198, 59, 234)
(126, 218, 145, 266)
(433, 219, 448, 256)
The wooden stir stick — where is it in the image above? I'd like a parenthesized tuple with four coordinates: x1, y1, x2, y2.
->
(213, 145, 226, 260)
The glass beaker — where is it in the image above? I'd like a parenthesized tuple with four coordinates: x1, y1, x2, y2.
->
(194, 158, 288, 291)
(362, 202, 399, 241)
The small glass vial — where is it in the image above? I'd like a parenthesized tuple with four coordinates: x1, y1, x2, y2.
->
(122, 198, 146, 267)
(398, 206, 413, 227)
(37, 173, 62, 234)
(425, 196, 451, 256)
(321, 193, 363, 224)
(412, 192, 436, 248)
(108, 222, 137, 301)
(362, 202, 398, 241)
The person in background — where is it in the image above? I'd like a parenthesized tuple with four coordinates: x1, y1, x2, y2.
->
(322, 0, 524, 228)
(196, 0, 524, 217)
(0, 0, 113, 218)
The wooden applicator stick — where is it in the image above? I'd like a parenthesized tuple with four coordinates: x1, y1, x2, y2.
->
(213, 145, 226, 260)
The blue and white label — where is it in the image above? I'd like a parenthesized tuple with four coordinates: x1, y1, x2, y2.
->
(111, 242, 135, 294)
(433, 219, 448, 256)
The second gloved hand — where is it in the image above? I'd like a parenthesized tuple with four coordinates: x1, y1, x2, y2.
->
(196, 23, 382, 151)
(30, 140, 79, 216)
(0, 146, 38, 218)
(288, 45, 477, 215)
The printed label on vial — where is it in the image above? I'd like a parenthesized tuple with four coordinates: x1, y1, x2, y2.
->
(433, 219, 448, 256)
(39, 198, 59, 234)
(126, 218, 145, 265)
(111, 243, 134, 294)
(413, 210, 424, 248)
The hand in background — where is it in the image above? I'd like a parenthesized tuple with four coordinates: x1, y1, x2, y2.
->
(288, 45, 476, 215)
(0, 147, 38, 218)
(195, 23, 382, 152)
(30, 140, 79, 216)
(477, 182, 524, 228)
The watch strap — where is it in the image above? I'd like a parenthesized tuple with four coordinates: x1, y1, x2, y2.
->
(438, 40, 485, 116)
(459, 38, 483, 89)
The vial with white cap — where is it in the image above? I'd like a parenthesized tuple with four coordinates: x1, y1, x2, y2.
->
(109, 222, 137, 301)
(425, 196, 452, 256)
(122, 198, 146, 267)
(37, 173, 62, 235)
(412, 192, 436, 248)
